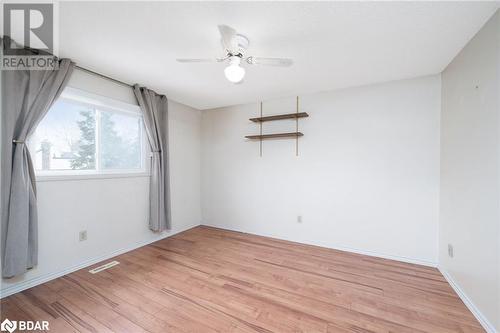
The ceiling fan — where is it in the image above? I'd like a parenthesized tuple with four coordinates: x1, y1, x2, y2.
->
(176, 25, 293, 84)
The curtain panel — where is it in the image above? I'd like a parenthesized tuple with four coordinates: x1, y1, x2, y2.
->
(1, 37, 75, 278)
(133, 85, 171, 232)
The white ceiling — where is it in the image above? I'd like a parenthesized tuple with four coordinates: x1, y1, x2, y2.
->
(59, 1, 499, 110)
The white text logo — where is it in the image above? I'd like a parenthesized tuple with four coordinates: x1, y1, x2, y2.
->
(0, 319, 50, 332)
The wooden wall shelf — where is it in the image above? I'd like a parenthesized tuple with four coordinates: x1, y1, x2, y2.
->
(245, 132, 304, 140)
(249, 112, 309, 123)
(246, 96, 307, 156)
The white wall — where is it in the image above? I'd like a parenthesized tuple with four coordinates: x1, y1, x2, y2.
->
(201, 75, 441, 265)
(440, 10, 499, 332)
(1, 69, 202, 296)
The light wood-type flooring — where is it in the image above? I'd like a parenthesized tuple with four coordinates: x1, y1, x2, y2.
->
(0, 226, 484, 332)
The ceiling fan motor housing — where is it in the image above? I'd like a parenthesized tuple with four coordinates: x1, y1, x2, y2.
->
(228, 56, 242, 66)
(221, 34, 250, 56)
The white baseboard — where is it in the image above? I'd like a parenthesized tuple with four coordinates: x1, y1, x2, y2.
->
(439, 266, 498, 333)
(0, 223, 200, 299)
(202, 224, 438, 267)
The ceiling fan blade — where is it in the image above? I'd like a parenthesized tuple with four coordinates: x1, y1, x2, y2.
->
(218, 24, 237, 53)
(176, 58, 217, 63)
(246, 57, 293, 67)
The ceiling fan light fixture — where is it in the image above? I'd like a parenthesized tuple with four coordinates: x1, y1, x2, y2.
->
(224, 56, 245, 83)
(224, 64, 245, 83)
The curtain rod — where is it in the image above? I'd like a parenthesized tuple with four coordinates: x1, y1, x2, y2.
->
(2, 37, 134, 88)
(75, 65, 134, 88)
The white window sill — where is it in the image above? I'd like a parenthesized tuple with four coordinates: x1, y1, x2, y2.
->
(35, 172, 150, 182)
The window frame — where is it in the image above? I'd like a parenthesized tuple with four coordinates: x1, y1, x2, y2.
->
(32, 87, 150, 182)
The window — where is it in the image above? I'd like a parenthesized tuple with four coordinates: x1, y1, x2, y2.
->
(29, 88, 148, 178)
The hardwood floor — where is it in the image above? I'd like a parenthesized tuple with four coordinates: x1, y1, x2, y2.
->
(1, 226, 484, 332)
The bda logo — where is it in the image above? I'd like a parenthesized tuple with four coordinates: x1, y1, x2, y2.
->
(0, 319, 49, 332)
(0, 319, 17, 333)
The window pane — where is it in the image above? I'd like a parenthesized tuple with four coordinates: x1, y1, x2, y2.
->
(30, 100, 96, 171)
(99, 110, 142, 170)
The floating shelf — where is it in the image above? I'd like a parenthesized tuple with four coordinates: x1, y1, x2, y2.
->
(249, 112, 309, 123)
(245, 132, 304, 140)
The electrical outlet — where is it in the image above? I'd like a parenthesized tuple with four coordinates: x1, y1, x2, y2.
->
(448, 244, 454, 258)
(79, 230, 87, 242)
(297, 215, 302, 223)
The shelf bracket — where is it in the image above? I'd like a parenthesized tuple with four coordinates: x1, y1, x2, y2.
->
(296, 96, 299, 156)
(260, 102, 263, 157)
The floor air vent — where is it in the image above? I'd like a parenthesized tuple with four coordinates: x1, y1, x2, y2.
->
(88, 260, 120, 274)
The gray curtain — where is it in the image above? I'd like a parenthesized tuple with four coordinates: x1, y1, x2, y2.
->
(1, 38, 75, 278)
(133, 85, 171, 232)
